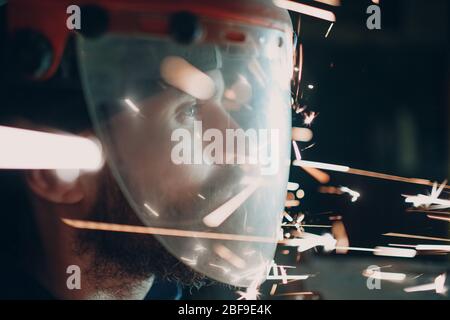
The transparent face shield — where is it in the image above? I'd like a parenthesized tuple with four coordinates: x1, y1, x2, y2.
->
(77, 20, 293, 287)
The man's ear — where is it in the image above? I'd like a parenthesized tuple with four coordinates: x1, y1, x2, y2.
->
(25, 169, 84, 204)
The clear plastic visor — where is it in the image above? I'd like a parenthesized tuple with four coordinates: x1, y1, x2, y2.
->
(77, 21, 293, 287)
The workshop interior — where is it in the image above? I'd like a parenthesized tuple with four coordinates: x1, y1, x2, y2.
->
(0, 0, 449, 301)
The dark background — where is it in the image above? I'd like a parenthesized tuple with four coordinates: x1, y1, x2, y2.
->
(295, 0, 449, 249)
(191, 0, 450, 299)
(0, 0, 448, 300)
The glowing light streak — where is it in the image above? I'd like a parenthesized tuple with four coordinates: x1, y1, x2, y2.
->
(427, 215, 450, 222)
(293, 160, 449, 189)
(214, 244, 246, 269)
(325, 23, 334, 38)
(293, 160, 349, 172)
(236, 277, 261, 300)
(287, 182, 300, 191)
(143, 203, 160, 217)
(416, 245, 450, 252)
(0, 126, 103, 170)
(62, 218, 277, 243)
(292, 127, 313, 142)
(339, 186, 361, 202)
(123, 98, 140, 113)
(197, 194, 206, 200)
(384, 233, 450, 243)
(362, 269, 406, 282)
(373, 246, 416, 258)
(303, 111, 318, 126)
(273, 0, 336, 22)
(404, 274, 447, 294)
(292, 140, 302, 161)
(203, 179, 261, 228)
(180, 257, 197, 266)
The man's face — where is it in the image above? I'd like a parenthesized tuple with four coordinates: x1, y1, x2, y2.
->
(102, 69, 244, 225)
(75, 69, 230, 287)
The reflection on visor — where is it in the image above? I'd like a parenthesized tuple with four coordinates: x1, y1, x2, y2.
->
(77, 24, 292, 287)
(160, 56, 216, 100)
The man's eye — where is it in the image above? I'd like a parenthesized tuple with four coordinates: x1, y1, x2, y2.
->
(177, 102, 201, 123)
(183, 103, 199, 118)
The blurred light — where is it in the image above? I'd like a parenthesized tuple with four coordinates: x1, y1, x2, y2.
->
(55, 169, 80, 183)
(374, 246, 417, 258)
(404, 273, 447, 294)
(0, 126, 103, 170)
(292, 140, 302, 160)
(273, 0, 336, 22)
(384, 232, 450, 243)
(285, 200, 300, 207)
(315, 0, 341, 6)
(292, 127, 313, 142)
(340, 186, 361, 202)
(236, 278, 261, 300)
(332, 221, 349, 254)
(214, 244, 246, 269)
(362, 269, 406, 282)
(160, 56, 215, 100)
(181, 257, 197, 266)
(203, 179, 261, 227)
(144, 203, 160, 217)
(303, 111, 318, 126)
(296, 189, 305, 199)
(404, 181, 449, 208)
(293, 160, 349, 172)
(325, 23, 334, 38)
(63, 218, 277, 243)
(301, 166, 331, 184)
(427, 215, 450, 222)
(124, 98, 140, 113)
(416, 245, 450, 252)
(287, 182, 300, 191)
(283, 211, 294, 222)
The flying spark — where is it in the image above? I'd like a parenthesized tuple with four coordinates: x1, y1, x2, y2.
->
(362, 268, 406, 282)
(203, 178, 261, 227)
(303, 111, 318, 126)
(325, 23, 334, 38)
(339, 186, 361, 202)
(236, 277, 262, 300)
(292, 140, 302, 161)
(144, 203, 160, 217)
(62, 218, 277, 243)
(123, 98, 140, 113)
(273, 0, 336, 22)
(384, 232, 450, 243)
(404, 273, 447, 294)
(404, 181, 450, 208)
(293, 160, 449, 189)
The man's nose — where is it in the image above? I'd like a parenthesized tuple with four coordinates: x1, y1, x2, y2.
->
(201, 103, 259, 169)
(202, 102, 240, 132)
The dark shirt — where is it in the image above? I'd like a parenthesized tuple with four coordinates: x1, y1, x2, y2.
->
(0, 262, 182, 300)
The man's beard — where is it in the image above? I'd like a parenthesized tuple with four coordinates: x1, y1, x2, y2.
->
(75, 166, 208, 292)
